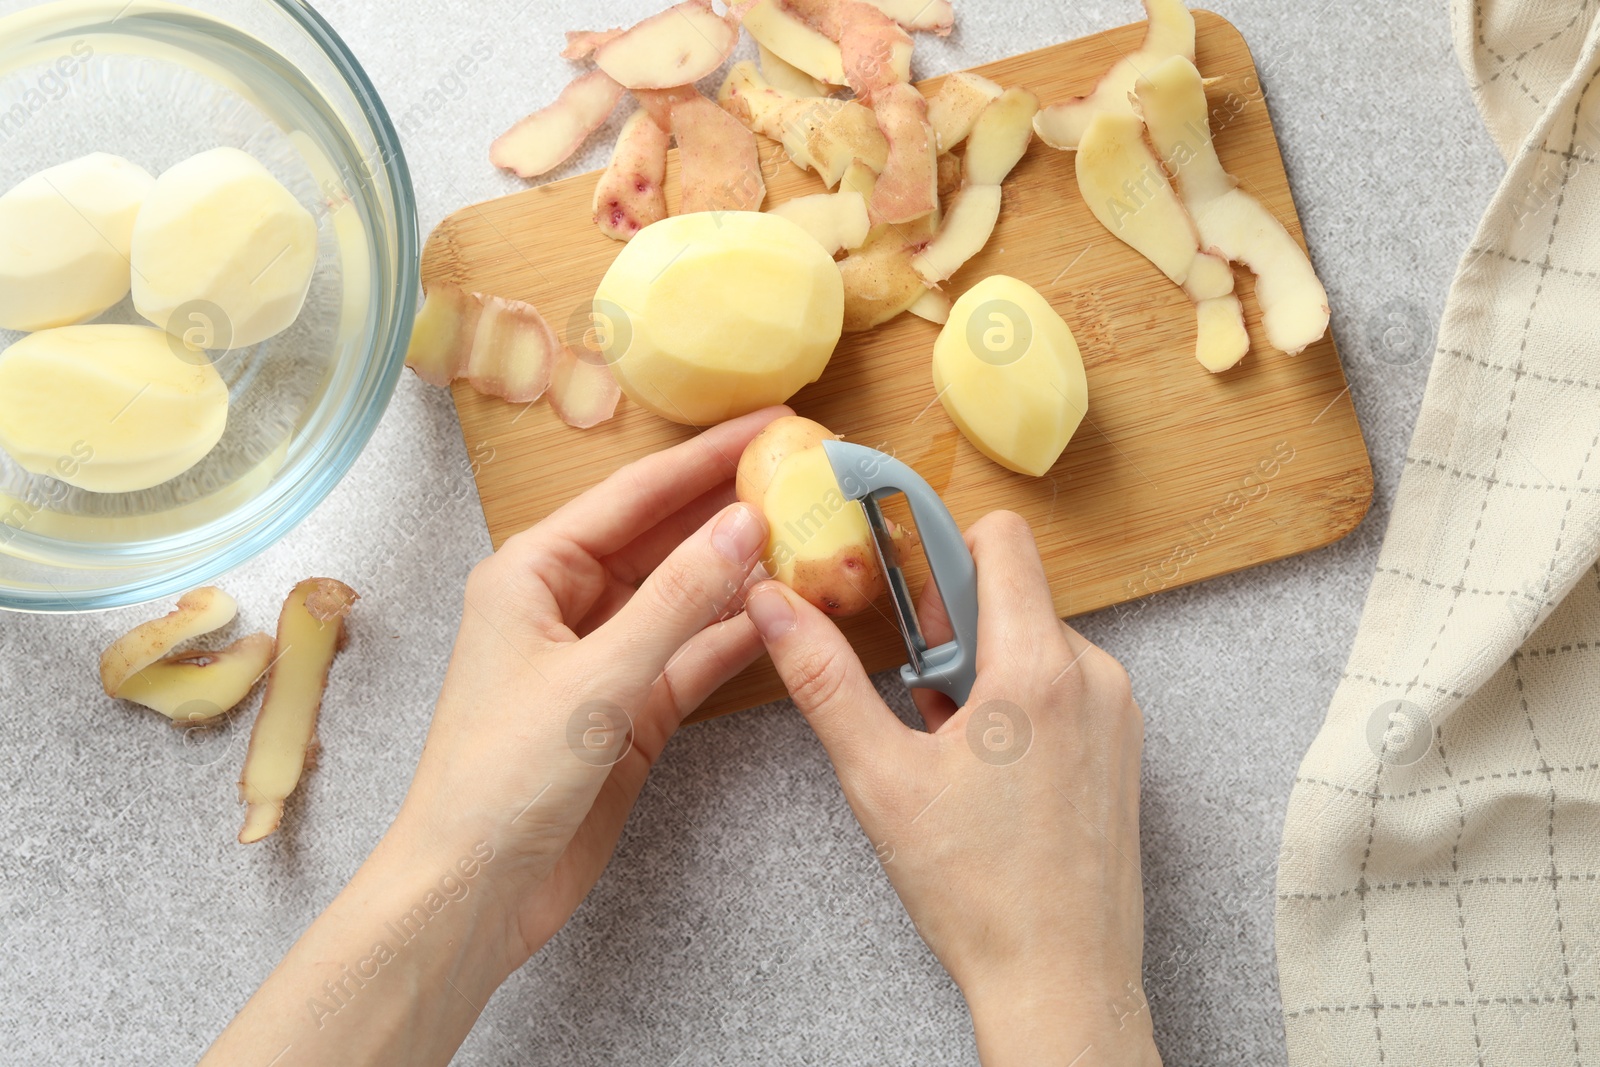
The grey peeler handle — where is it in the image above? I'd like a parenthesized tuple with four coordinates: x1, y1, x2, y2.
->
(821, 440, 979, 705)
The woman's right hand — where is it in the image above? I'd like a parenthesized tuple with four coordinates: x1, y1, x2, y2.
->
(743, 512, 1160, 1067)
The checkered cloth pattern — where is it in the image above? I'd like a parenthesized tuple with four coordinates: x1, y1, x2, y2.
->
(1275, 2, 1600, 1064)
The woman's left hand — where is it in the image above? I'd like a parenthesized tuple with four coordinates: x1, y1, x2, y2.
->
(389, 405, 784, 970)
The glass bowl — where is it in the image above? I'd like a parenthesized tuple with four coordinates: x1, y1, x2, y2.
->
(0, 0, 417, 612)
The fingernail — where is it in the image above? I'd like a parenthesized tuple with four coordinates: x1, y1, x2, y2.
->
(746, 585, 796, 641)
(712, 503, 764, 564)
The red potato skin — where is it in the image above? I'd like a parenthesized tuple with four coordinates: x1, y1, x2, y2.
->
(868, 83, 937, 224)
(636, 87, 766, 214)
(591, 0, 742, 90)
(735, 415, 839, 506)
(489, 71, 625, 179)
(838, 0, 912, 97)
(778, 0, 845, 36)
(547, 345, 622, 429)
(562, 28, 622, 60)
(593, 110, 671, 241)
(790, 548, 886, 616)
(235, 578, 357, 844)
(465, 296, 557, 404)
(415, 287, 482, 388)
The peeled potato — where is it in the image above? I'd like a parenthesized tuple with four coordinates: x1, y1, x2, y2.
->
(0, 325, 229, 493)
(933, 275, 1089, 478)
(593, 212, 844, 426)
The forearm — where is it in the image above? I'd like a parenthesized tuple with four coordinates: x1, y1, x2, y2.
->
(201, 831, 519, 1067)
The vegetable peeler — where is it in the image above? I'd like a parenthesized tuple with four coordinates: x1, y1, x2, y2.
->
(822, 441, 979, 706)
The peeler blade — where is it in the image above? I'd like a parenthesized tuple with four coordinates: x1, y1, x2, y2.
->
(862, 495, 927, 676)
(822, 439, 979, 705)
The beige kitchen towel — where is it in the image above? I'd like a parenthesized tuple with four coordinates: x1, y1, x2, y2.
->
(1275, 1, 1600, 1065)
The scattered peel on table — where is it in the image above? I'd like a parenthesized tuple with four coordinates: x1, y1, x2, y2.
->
(757, 41, 829, 96)
(548, 345, 623, 429)
(1133, 55, 1330, 355)
(490, 70, 625, 179)
(638, 86, 767, 213)
(99, 586, 239, 697)
(867, 82, 938, 224)
(718, 63, 887, 186)
(1033, 0, 1194, 151)
(926, 71, 1003, 152)
(237, 578, 358, 845)
(911, 184, 1001, 285)
(593, 109, 670, 242)
(404, 286, 480, 388)
(741, 0, 848, 85)
(1074, 110, 1248, 372)
(406, 286, 621, 426)
(912, 86, 1037, 285)
(561, 27, 623, 61)
(768, 190, 872, 254)
(858, 0, 953, 34)
(115, 633, 275, 722)
(466, 295, 558, 404)
(837, 0, 915, 98)
(591, 0, 742, 90)
(838, 209, 938, 331)
(908, 287, 951, 324)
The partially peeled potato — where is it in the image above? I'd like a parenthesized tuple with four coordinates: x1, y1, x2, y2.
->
(737, 415, 894, 617)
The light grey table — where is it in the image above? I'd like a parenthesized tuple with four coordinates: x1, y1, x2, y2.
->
(0, 2, 1502, 1063)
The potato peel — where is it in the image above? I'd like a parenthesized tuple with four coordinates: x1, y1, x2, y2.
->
(769, 190, 872, 254)
(237, 579, 358, 845)
(404, 286, 480, 388)
(914, 87, 1037, 285)
(116, 633, 275, 722)
(465, 295, 558, 404)
(838, 210, 937, 331)
(867, 82, 938, 224)
(548, 345, 622, 429)
(593, 109, 670, 241)
(562, 28, 623, 61)
(718, 63, 886, 187)
(837, 0, 914, 98)
(490, 70, 625, 179)
(912, 184, 1001, 285)
(641, 87, 766, 214)
(1074, 111, 1247, 371)
(1033, 0, 1194, 151)
(908, 288, 951, 324)
(1134, 55, 1330, 355)
(99, 586, 238, 697)
(757, 41, 829, 96)
(859, 0, 953, 34)
(926, 71, 1003, 152)
(742, 0, 848, 85)
(593, 0, 741, 90)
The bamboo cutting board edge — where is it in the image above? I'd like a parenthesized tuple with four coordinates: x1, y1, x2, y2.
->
(421, 10, 1375, 722)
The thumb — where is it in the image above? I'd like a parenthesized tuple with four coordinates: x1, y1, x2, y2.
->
(745, 581, 909, 776)
(595, 502, 768, 672)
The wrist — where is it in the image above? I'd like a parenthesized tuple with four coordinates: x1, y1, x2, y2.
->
(357, 820, 527, 984)
(965, 983, 1160, 1067)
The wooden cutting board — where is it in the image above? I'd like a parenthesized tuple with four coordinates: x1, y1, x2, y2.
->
(421, 10, 1372, 721)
